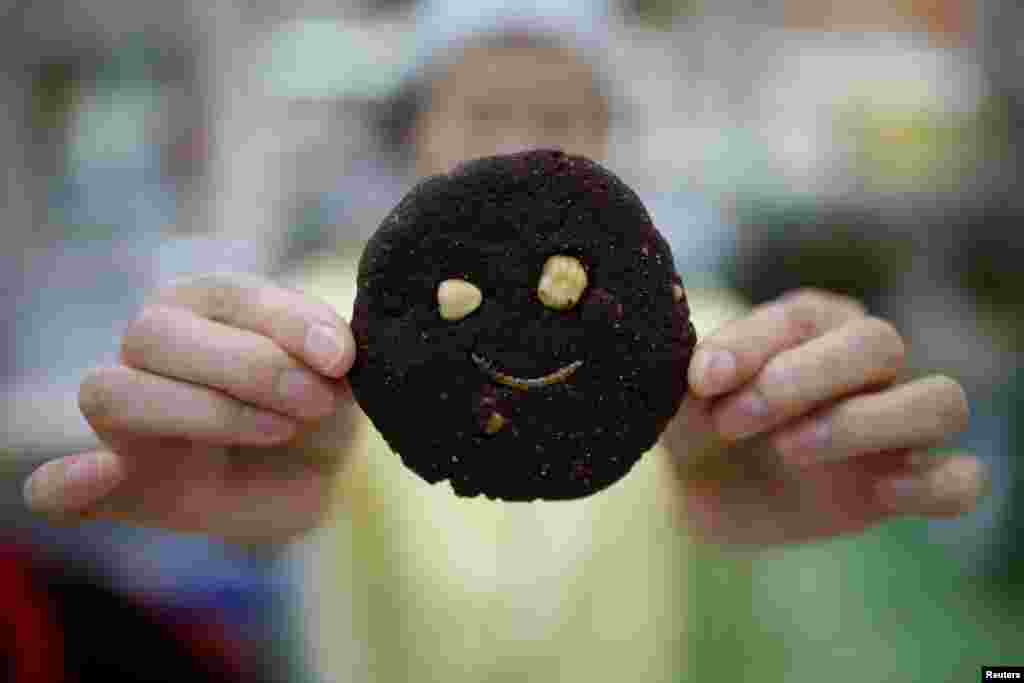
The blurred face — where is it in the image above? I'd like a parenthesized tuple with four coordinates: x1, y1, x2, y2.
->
(415, 43, 610, 177)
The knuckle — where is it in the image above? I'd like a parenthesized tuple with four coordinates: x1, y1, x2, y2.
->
(246, 348, 297, 402)
(756, 359, 795, 406)
(161, 272, 250, 323)
(932, 456, 985, 515)
(787, 287, 830, 309)
(120, 305, 172, 366)
(863, 316, 906, 370)
(831, 292, 868, 317)
(79, 368, 116, 427)
(862, 314, 899, 340)
(266, 358, 294, 394)
(784, 288, 868, 331)
(198, 274, 244, 323)
(781, 297, 821, 341)
(935, 375, 970, 434)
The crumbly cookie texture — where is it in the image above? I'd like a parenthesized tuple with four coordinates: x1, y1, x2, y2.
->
(349, 148, 697, 501)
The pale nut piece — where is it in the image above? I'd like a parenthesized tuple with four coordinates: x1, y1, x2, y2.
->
(672, 283, 684, 302)
(484, 412, 506, 435)
(438, 279, 483, 321)
(537, 255, 587, 310)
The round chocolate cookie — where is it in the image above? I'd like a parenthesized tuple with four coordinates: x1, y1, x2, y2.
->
(349, 148, 697, 501)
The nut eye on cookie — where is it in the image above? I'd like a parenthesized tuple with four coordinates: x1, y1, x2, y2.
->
(438, 278, 483, 321)
(537, 255, 587, 311)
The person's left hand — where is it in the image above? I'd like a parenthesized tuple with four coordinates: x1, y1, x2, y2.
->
(662, 288, 987, 546)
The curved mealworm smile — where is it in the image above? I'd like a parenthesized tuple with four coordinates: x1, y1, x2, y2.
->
(471, 352, 582, 390)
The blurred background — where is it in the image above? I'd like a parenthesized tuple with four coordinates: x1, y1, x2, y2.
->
(2, 0, 1022, 680)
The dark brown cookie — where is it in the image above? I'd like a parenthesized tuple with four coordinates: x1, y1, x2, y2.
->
(349, 148, 696, 501)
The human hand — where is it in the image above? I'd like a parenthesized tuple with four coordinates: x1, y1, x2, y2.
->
(22, 274, 357, 545)
(664, 288, 987, 546)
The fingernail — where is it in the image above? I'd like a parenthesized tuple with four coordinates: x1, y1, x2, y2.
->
(693, 348, 736, 395)
(778, 417, 831, 464)
(277, 369, 335, 419)
(24, 454, 106, 514)
(64, 453, 100, 489)
(305, 324, 344, 375)
(715, 390, 769, 440)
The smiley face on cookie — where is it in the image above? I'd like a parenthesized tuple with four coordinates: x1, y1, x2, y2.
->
(349, 149, 696, 501)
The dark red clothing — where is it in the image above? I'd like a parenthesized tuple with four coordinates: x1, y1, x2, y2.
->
(0, 542, 260, 683)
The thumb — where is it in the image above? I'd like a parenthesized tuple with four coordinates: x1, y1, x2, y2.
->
(23, 450, 125, 518)
(661, 395, 731, 478)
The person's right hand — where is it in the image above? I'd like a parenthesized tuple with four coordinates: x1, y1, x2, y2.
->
(22, 274, 357, 545)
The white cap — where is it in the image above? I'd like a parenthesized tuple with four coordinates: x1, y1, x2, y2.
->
(402, 0, 612, 82)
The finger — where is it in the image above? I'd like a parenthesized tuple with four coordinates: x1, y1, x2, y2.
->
(120, 305, 337, 420)
(712, 315, 905, 440)
(23, 437, 225, 527)
(23, 450, 124, 516)
(876, 452, 990, 518)
(154, 273, 355, 378)
(680, 448, 918, 546)
(689, 288, 866, 398)
(79, 365, 298, 446)
(660, 395, 730, 480)
(773, 375, 969, 465)
(27, 437, 339, 541)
